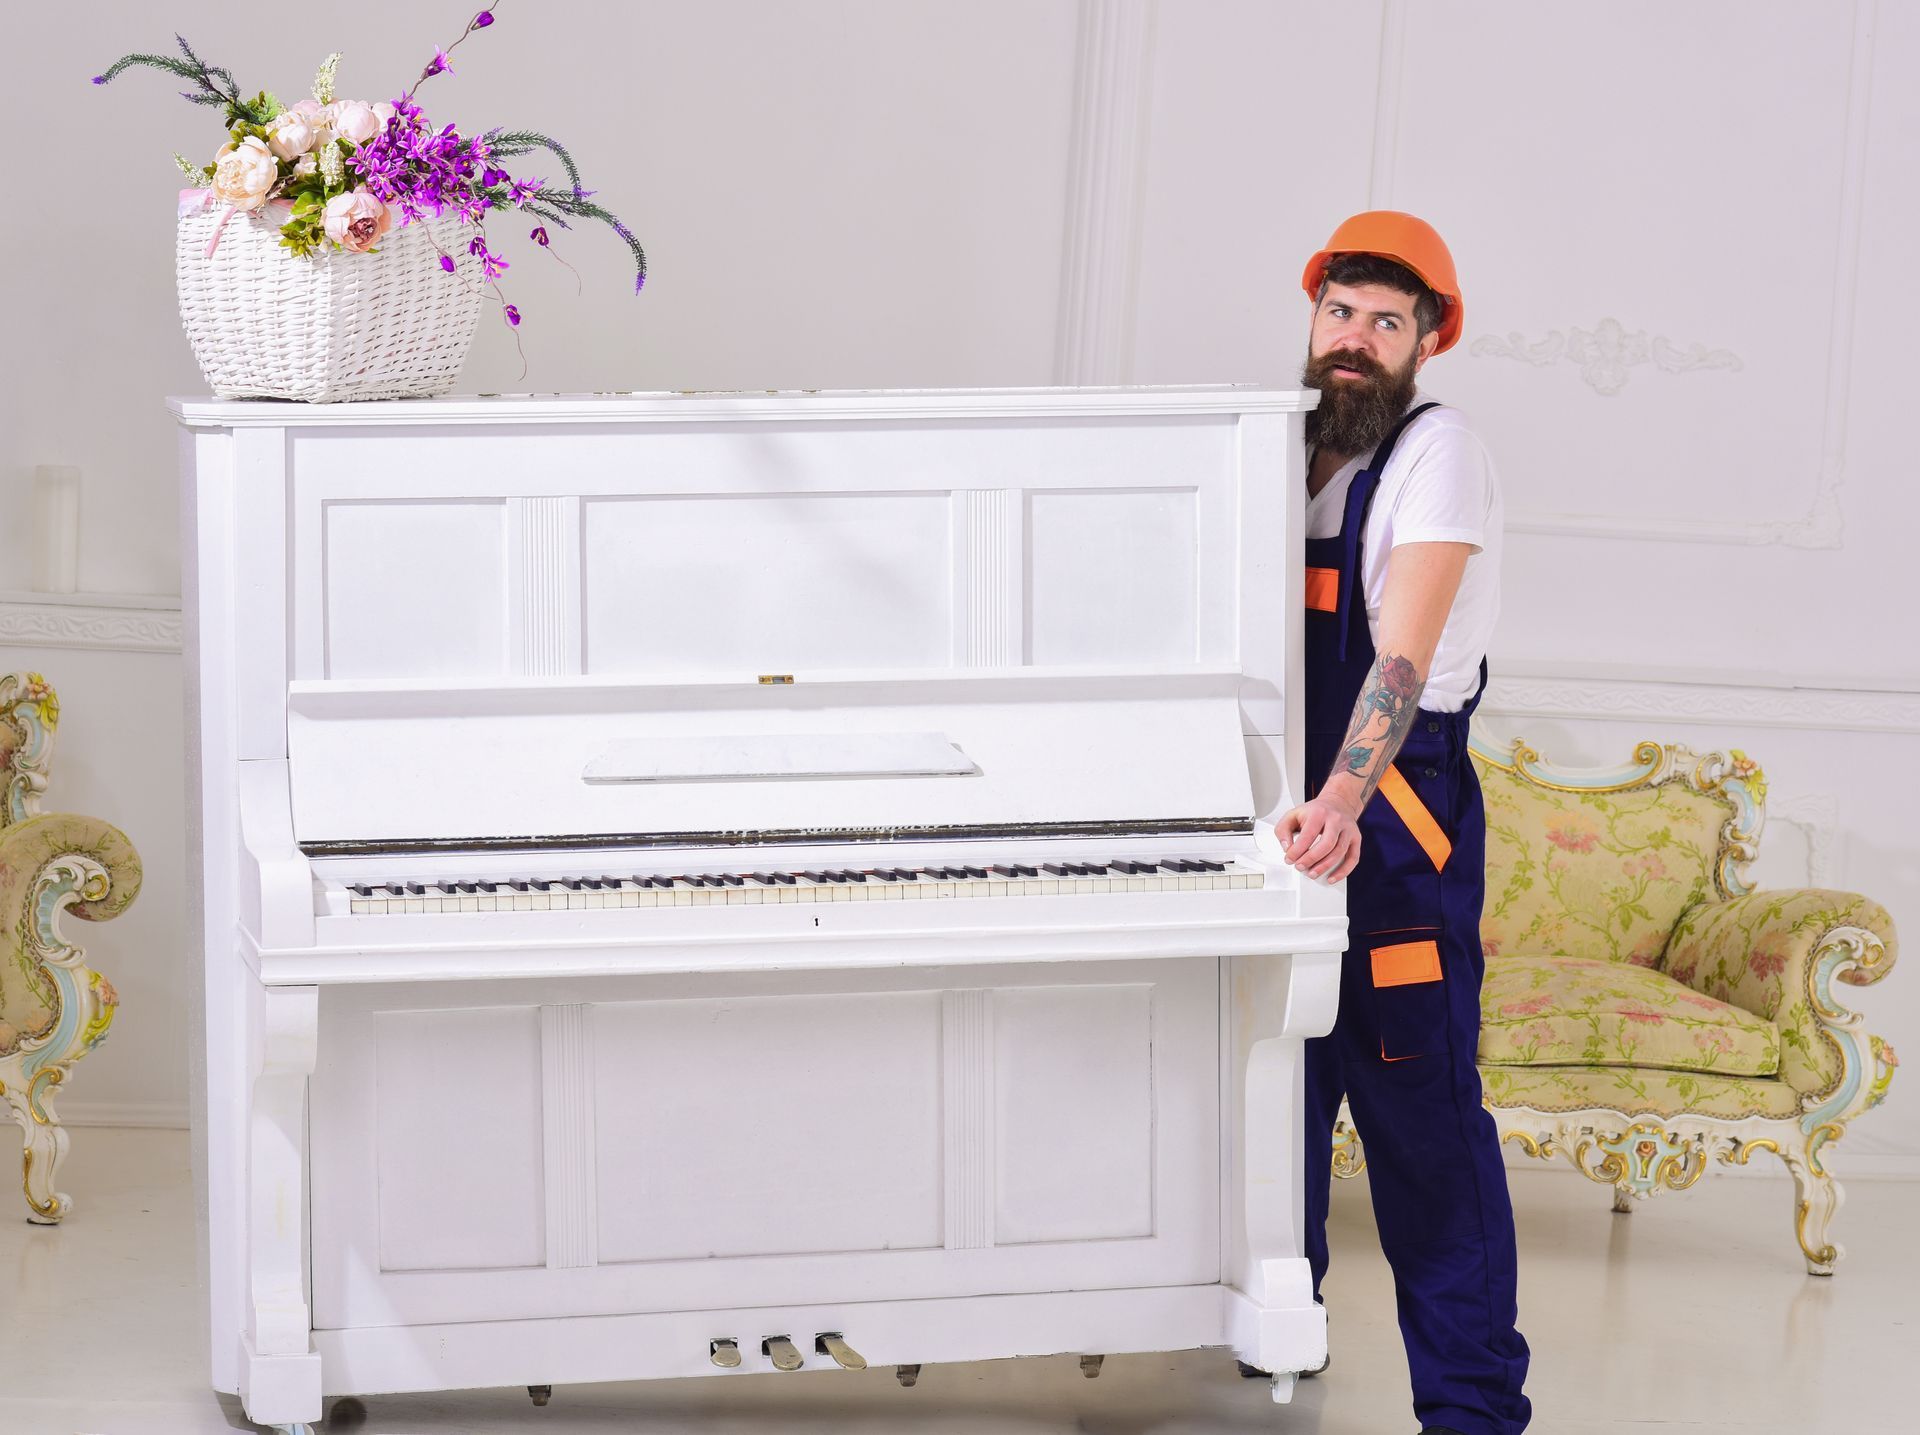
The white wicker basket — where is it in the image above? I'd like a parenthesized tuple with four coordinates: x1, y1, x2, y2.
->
(176, 200, 486, 402)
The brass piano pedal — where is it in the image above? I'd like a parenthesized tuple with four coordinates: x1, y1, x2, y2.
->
(1079, 1354, 1104, 1379)
(895, 1363, 921, 1387)
(816, 1333, 867, 1370)
(710, 1338, 742, 1369)
(763, 1335, 805, 1371)
(527, 1384, 552, 1406)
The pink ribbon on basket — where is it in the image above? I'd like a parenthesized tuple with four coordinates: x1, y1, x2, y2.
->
(179, 189, 293, 259)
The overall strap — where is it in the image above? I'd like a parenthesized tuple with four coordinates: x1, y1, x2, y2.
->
(1336, 400, 1444, 661)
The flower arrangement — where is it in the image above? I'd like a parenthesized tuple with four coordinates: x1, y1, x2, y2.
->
(93, 5, 646, 335)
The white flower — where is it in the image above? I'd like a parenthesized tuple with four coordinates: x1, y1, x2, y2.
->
(322, 190, 392, 253)
(372, 100, 397, 129)
(292, 154, 318, 177)
(210, 137, 279, 212)
(331, 100, 383, 146)
(267, 111, 319, 160)
(290, 97, 326, 119)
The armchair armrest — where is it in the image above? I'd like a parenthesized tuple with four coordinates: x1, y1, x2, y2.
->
(1664, 889, 1897, 1119)
(0, 812, 142, 1060)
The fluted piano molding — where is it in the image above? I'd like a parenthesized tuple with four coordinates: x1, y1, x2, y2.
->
(1478, 662, 1920, 736)
(962, 489, 1022, 666)
(1054, 0, 1158, 386)
(942, 988, 994, 1251)
(512, 496, 581, 677)
(0, 591, 182, 654)
(540, 1003, 598, 1270)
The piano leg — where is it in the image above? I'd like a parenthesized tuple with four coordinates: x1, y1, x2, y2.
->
(240, 984, 322, 1431)
(1224, 949, 1340, 1393)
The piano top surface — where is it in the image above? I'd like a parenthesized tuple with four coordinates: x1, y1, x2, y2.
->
(166, 385, 1319, 427)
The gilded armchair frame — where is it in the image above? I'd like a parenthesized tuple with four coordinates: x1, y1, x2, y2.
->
(1, 672, 142, 1223)
(1333, 736, 1899, 1275)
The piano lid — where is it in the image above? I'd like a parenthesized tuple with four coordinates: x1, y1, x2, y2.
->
(285, 669, 1255, 853)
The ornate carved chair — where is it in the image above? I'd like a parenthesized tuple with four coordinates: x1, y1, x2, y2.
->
(1333, 736, 1898, 1274)
(1, 671, 142, 1222)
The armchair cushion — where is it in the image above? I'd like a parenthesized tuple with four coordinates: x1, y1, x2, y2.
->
(1479, 953, 1779, 1076)
(1663, 888, 1897, 1096)
(1477, 751, 1728, 965)
(1478, 1063, 1802, 1122)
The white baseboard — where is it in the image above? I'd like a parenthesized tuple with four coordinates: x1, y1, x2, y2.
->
(53, 1100, 189, 1130)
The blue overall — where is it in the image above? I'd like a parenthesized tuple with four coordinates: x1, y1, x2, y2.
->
(1300, 402, 1531, 1434)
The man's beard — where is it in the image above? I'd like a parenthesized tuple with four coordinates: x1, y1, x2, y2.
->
(1301, 346, 1419, 458)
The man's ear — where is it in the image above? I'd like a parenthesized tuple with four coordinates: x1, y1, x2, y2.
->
(1413, 330, 1441, 372)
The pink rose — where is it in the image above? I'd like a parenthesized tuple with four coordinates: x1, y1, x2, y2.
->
(331, 100, 384, 146)
(267, 111, 319, 160)
(322, 191, 392, 253)
(211, 137, 278, 211)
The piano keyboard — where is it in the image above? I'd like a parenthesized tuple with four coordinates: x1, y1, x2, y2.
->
(335, 858, 1263, 915)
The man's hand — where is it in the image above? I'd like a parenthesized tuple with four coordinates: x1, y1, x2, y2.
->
(1276, 780, 1366, 884)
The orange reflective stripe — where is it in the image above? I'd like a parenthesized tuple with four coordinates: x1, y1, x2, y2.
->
(1304, 566, 1340, 612)
(1370, 938, 1442, 987)
(1377, 763, 1452, 872)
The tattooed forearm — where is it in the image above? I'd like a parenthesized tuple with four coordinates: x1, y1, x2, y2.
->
(1329, 650, 1425, 807)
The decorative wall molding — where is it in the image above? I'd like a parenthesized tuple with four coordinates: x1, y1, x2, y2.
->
(0, 594, 183, 654)
(1367, 0, 1408, 208)
(1054, 0, 1158, 386)
(1481, 0, 1874, 550)
(53, 1099, 189, 1129)
(1480, 667, 1920, 735)
(1771, 794, 1842, 888)
(1470, 320, 1743, 396)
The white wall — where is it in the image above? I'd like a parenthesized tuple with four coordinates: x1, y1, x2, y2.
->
(4, 1, 1915, 1173)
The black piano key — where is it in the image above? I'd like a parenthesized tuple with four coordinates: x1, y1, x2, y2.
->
(1200, 860, 1226, 872)
(797, 871, 826, 883)
(476, 881, 499, 892)
(962, 866, 988, 879)
(530, 879, 553, 891)
(1107, 861, 1140, 875)
(580, 878, 604, 890)
(871, 869, 900, 882)
(1013, 864, 1038, 877)
(825, 871, 852, 883)
(748, 873, 778, 884)
(404, 882, 425, 895)
(720, 874, 745, 886)
(773, 871, 797, 884)
(1040, 864, 1070, 877)
(349, 884, 371, 897)
(557, 878, 582, 890)
(508, 880, 530, 891)
(893, 868, 919, 881)
(987, 865, 1016, 878)
(456, 880, 479, 892)
(383, 883, 406, 896)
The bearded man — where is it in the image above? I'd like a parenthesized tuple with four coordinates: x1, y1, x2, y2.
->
(1274, 212, 1532, 1435)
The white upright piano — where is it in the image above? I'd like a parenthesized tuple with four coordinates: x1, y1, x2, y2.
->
(176, 387, 1341, 1433)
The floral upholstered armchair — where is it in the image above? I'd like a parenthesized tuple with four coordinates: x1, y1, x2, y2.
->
(1333, 736, 1898, 1274)
(1, 672, 142, 1222)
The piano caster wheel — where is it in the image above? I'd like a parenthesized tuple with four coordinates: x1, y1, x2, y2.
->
(816, 1333, 868, 1370)
(710, 1338, 743, 1368)
(269, 1425, 314, 1434)
(1236, 1359, 1270, 1379)
(1079, 1354, 1104, 1379)
(527, 1385, 552, 1407)
(763, 1335, 805, 1371)
(1270, 1372, 1298, 1404)
(895, 1363, 922, 1387)
(327, 1396, 368, 1428)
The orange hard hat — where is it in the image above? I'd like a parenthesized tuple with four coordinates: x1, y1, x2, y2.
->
(1301, 211, 1464, 354)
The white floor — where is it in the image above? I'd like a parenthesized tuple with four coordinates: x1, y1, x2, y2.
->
(2, 1129, 1912, 1435)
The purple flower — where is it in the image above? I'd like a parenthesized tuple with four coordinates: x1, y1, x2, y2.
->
(425, 49, 455, 77)
(440, 254, 457, 273)
(508, 177, 542, 206)
(91, 75, 106, 85)
(474, 11, 495, 27)
(482, 167, 508, 188)
(503, 304, 521, 327)
(530, 225, 549, 246)
(468, 236, 487, 256)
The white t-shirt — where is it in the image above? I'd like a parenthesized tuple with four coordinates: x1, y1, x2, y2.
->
(1303, 398, 1502, 712)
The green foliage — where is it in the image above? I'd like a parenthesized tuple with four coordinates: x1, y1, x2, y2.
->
(93, 36, 276, 129)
